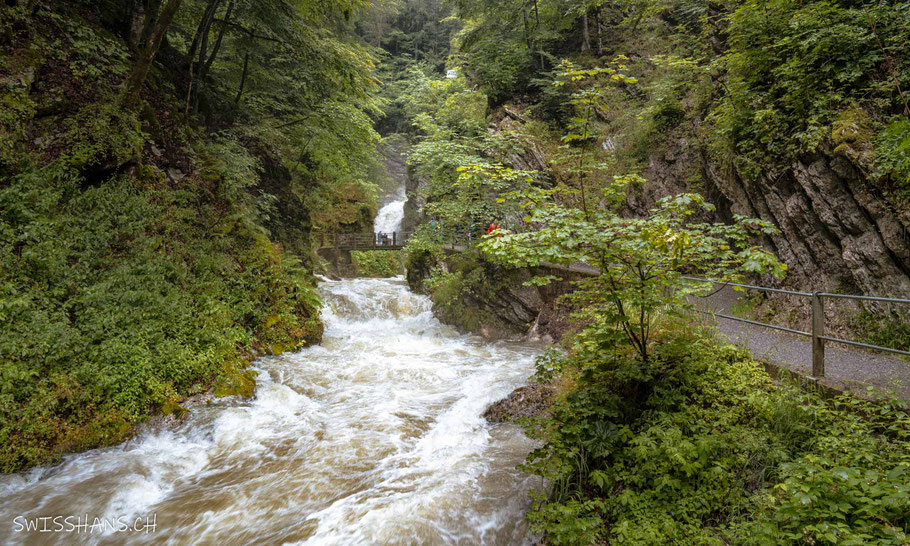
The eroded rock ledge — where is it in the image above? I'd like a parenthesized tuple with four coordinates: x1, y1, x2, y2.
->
(483, 383, 556, 424)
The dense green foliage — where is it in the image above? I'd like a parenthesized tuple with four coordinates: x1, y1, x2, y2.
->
(0, 0, 381, 471)
(715, 1, 910, 182)
(0, 164, 322, 472)
(350, 249, 404, 277)
(522, 323, 910, 544)
(447, 0, 910, 199)
(481, 183, 784, 361)
(353, 0, 457, 136)
(4, 8, 910, 546)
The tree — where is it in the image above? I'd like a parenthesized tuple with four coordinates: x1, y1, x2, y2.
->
(480, 181, 785, 362)
(121, 0, 183, 109)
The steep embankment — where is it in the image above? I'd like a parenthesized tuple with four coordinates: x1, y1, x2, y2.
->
(611, 3, 910, 303)
(641, 123, 910, 298)
(0, 2, 376, 472)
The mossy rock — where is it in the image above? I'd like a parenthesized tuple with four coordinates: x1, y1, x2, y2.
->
(213, 366, 256, 398)
(160, 399, 188, 420)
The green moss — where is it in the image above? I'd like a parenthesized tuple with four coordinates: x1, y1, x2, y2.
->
(351, 250, 404, 277)
(213, 365, 257, 399)
(404, 236, 445, 292)
(424, 251, 519, 335)
(832, 105, 874, 148)
(160, 399, 188, 419)
(427, 270, 488, 332)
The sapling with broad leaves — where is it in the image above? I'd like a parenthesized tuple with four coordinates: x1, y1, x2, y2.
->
(479, 176, 786, 363)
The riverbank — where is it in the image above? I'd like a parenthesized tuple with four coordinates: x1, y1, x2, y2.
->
(0, 277, 546, 544)
(0, 2, 381, 472)
(408, 246, 910, 544)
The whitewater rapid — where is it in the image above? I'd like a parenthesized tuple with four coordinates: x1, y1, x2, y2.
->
(0, 278, 541, 545)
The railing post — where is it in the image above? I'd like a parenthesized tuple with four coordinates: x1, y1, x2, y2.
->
(393, 232, 397, 246)
(811, 292, 825, 378)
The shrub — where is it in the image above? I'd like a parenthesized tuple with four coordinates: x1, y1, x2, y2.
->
(0, 163, 322, 472)
(522, 323, 910, 544)
(351, 250, 404, 278)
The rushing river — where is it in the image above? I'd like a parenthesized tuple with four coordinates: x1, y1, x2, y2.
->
(1, 278, 541, 545)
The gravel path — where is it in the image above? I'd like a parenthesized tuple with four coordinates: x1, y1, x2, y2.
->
(443, 249, 910, 400)
(696, 285, 910, 400)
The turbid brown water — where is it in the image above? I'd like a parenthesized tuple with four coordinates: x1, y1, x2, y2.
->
(0, 278, 542, 545)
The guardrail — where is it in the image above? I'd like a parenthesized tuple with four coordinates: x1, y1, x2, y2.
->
(684, 276, 910, 378)
(319, 232, 412, 250)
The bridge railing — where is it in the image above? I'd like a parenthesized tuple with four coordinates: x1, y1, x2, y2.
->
(318, 226, 488, 250)
(318, 232, 413, 250)
(683, 276, 910, 379)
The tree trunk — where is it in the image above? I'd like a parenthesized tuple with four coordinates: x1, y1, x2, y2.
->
(595, 7, 604, 55)
(234, 47, 250, 105)
(128, 0, 160, 52)
(187, 0, 220, 63)
(581, 12, 591, 53)
(122, 0, 183, 110)
(184, 0, 221, 115)
(190, 0, 235, 115)
(201, 0, 233, 78)
(522, 5, 533, 54)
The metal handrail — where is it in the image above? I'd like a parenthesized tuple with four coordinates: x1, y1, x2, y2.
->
(819, 336, 910, 357)
(685, 275, 910, 378)
(681, 276, 813, 297)
(818, 292, 910, 305)
(697, 310, 811, 337)
(318, 231, 413, 250)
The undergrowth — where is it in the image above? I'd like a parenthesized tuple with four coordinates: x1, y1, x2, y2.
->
(351, 250, 404, 278)
(0, 7, 325, 472)
(525, 321, 910, 545)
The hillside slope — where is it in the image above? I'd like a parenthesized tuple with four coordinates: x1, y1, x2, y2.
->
(0, 0, 379, 471)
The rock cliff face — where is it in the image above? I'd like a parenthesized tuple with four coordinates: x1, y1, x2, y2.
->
(640, 137, 910, 300)
(402, 160, 425, 235)
(711, 153, 909, 298)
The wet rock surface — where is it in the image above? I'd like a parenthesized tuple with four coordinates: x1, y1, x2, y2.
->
(640, 136, 910, 301)
(483, 382, 556, 424)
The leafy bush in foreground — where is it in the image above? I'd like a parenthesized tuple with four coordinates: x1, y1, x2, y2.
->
(523, 324, 910, 545)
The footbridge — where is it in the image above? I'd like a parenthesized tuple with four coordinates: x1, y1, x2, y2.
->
(318, 232, 412, 251)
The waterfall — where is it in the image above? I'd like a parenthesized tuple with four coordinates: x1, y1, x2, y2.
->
(374, 199, 405, 235)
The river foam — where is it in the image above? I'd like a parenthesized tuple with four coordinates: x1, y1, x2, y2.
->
(0, 277, 540, 545)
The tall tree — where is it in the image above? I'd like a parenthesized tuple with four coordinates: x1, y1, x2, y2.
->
(121, 0, 183, 109)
